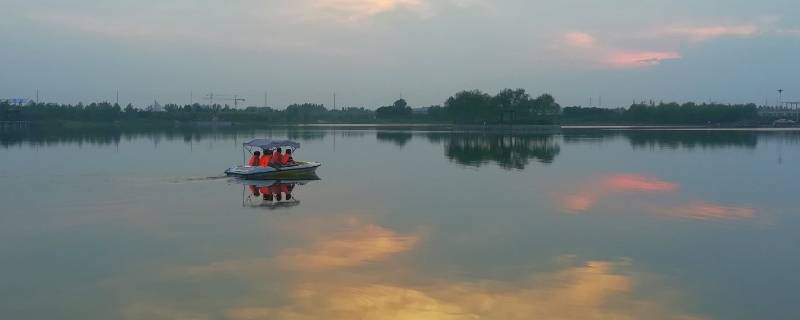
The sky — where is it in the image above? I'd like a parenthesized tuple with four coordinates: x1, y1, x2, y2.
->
(1, 0, 799, 108)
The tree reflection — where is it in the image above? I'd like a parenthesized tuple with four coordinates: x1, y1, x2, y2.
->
(562, 129, 777, 150)
(375, 131, 413, 147)
(438, 133, 560, 169)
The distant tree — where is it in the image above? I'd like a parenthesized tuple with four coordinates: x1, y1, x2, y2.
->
(444, 90, 492, 123)
(376, 99, 412, 119)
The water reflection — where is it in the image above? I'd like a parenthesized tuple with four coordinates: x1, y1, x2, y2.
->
(555, 173, 758, 221)
(440, 133, 560, 169)
(0, 127, 330, 148)
(561, 129, 800, 150)
(241, 180, 316, 210)
(167, 210, 705, 320)
(375, 131, 413, 147)
(217, 258, 704, 320)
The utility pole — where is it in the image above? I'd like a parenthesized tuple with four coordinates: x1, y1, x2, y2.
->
(116, 90, 119, 105)
(190, 91, 193, 105)
(333, 92, 337, 110)
(35, 89, 39, 104)
(264, 92, 268, 108)
(232, 95, 245, 108)
(778, 89, 784, 107)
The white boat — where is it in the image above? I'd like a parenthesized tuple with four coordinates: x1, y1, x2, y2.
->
(225, 139, 321, 179)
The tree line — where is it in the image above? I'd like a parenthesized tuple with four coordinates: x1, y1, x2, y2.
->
(562, 102, 760, 125)
(0, 90, 771, 125)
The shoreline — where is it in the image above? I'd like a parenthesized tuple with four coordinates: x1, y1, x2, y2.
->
(5, 120, 800, 132)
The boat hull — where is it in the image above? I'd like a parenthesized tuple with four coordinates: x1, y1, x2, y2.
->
(225, 161, 321, 180)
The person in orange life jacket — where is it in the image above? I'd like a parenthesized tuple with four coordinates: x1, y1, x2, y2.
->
(259, 149, 272, 167)
(270, 148, 283, 167)
(248, 151, 261, 166)
(282, 149, 295, 165)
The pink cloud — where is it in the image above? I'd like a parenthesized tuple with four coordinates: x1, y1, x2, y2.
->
(604, 174, 678, 192)
(562, 193, 598, 213)
(556, 174, 678, 213)
(605, 51, 681, 68)
(649, 201, 756, 220)
(661, 24, 758, 42)
(313, 0, 429, 21)
(563, 32, 596, 48)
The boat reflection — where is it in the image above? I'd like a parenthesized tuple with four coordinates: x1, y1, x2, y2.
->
(240, 179, 318, 210)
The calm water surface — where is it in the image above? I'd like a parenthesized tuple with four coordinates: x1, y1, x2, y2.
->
(1, 128, 799, 319)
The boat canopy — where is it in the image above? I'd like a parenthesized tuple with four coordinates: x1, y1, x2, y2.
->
(243, 139, 300, 150)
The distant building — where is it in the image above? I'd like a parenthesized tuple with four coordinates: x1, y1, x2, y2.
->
(411, 107, 430, 115)
(147, 100, 164, 112)
(1, 98, 29, 106)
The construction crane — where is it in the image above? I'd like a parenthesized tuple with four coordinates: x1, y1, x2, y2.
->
(204, 93, 246, 108)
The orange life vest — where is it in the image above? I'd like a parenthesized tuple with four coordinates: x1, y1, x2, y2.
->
(259, 155, 271, 167)
(282, 154, 293, 164)
(248, 155, 260, 166)
(270, 152, 282, 165)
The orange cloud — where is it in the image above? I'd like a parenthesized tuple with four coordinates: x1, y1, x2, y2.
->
(606, 51, 682, 68)
(662, 24, 759, 42)
(184, 217, 418, 276)
(225, 259, 705, 320)
(650, 201, 756, 220)
(563, 32, 596, 48)
(276, 219, 419, 271)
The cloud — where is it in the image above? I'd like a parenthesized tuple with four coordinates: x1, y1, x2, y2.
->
(648, 201, 756, 220)
(563, 32, 596, 48)
(661, 24, 759, 42)
(311, 0, 431, 21)
(775, 28, 800, 36)
(605, 50, 682, 68)
(27, 10, 317, 54)
(556, 22, 768, 68)
(558, 31, 682, 69)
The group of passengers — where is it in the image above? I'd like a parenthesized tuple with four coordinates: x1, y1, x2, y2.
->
(247, 148, 295, 167)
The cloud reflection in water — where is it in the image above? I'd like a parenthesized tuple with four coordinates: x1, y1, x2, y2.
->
(556, 174, 757, 221)
(223, 259, 704, 320)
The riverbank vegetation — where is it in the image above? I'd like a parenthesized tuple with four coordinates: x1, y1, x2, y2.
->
(0, 89, 773, 126)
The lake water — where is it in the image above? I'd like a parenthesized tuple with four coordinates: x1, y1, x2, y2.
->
(1, 127, 799, 320)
